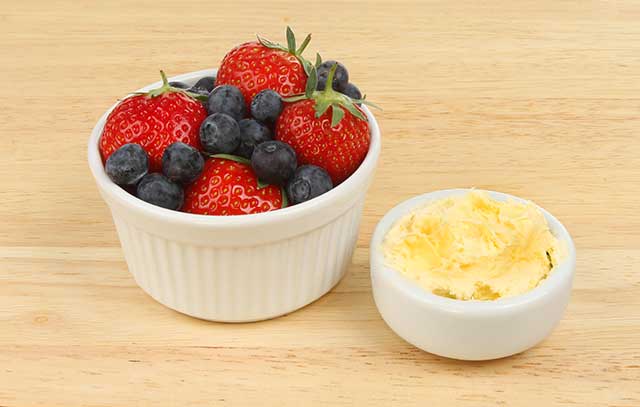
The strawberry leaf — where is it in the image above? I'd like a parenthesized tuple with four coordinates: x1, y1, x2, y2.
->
(282, 94, 308, 103)
(358, 99, 382, 110)
(341, 102, 366, 122)
(286, 26, 296, 53)
(210, 153, 251, 165)
(259, 28, 315, 81)
(301, 59, 314, 77)
(305, 67, 317, 98)
(184, 91, 209, 102)
(314, 98, 331, 118)
(330, 106, 345, 127)
(297, 33, 312, 55)
(257, 178, 269, 189)
(257, 35, 288, 53)
(315, 53, 322, 68)
(281, 187, 289, 208)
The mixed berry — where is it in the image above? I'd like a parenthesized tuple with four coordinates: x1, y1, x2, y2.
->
(99, 27, 377, 216)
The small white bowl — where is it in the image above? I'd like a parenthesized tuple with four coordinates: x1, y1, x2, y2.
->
(88, 69, 381, 322)
(370, 189, 576, 360)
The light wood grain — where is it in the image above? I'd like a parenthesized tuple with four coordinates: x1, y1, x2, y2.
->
(1, 0, 639, 406)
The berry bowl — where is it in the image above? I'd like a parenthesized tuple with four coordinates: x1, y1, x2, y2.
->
(370, 189, 576, 360)
(88, 69, 381, 322)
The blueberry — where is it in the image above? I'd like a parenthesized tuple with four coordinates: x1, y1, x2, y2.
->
(161, 142, 204, 184)
(207, 85, 246, 121)
(316, 60, 349, 91)
(137, 173, 184, 210)
(251, 141, 297, 186)
(192, 76, 216, 93)
(286, 165, 333, 205)
(199, 113, 241, 154)
(251, 90, 283, 123)
(234, 119, 273, 159)
(169, 81, 189, 89)
(188, 75, 217, 97)
(340, 83, 362, 103)
(105, 143, 149, 186)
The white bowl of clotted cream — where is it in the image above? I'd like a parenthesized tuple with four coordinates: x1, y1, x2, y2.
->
(370, 189, 576, 360)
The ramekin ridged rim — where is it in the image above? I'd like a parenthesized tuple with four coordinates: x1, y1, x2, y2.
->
(88, 69, 381, 229)
(370, 189, 576, 315)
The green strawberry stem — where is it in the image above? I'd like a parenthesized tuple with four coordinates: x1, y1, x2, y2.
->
(146, 70, 173, 97)
(284, 64, 379, 127)
(140, 70, 208, 102)
(258, 27, 315, 77)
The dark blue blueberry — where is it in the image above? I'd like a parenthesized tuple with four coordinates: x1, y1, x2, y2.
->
(286, 165, 333, 205)
(168, 81, 189, 89)
(251, 141, 297, 186)
(188, 75, 216, 98)
(234, 119, 273, 159)
(161, 142, 204, 185)
(199, 113, 241, 154)
(250, 89, 283, 123)
(340, 83, 362, 104)
(136, 173, 184, 210)
(207, 85, 246, 121)
(316, 60, 349, 91)
(192, 76, 216, 93)
(105, 143, 149, 186)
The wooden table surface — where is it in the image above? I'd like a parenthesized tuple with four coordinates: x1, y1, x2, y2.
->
(2, 1, 639, 405)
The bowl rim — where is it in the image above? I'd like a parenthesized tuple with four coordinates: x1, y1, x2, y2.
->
(370, 188, 576, 315)
(88, 68, 381, 228)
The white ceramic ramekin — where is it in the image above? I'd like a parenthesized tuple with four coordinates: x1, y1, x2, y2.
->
(88, 69, 381, 322)
(370, 189, 576, 360)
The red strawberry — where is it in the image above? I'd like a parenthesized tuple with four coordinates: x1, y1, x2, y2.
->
(275, 65, 373, 184)
(100, 71, 207, 172)
(183, 155, 285, 216)
(216, 27, 312, 108)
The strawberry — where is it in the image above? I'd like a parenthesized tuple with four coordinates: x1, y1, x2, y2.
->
(216, 27, 313, 108)
(183, 155, 286, 216)
(100, 71, 207, 172)
(275, 65, 375, 184)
